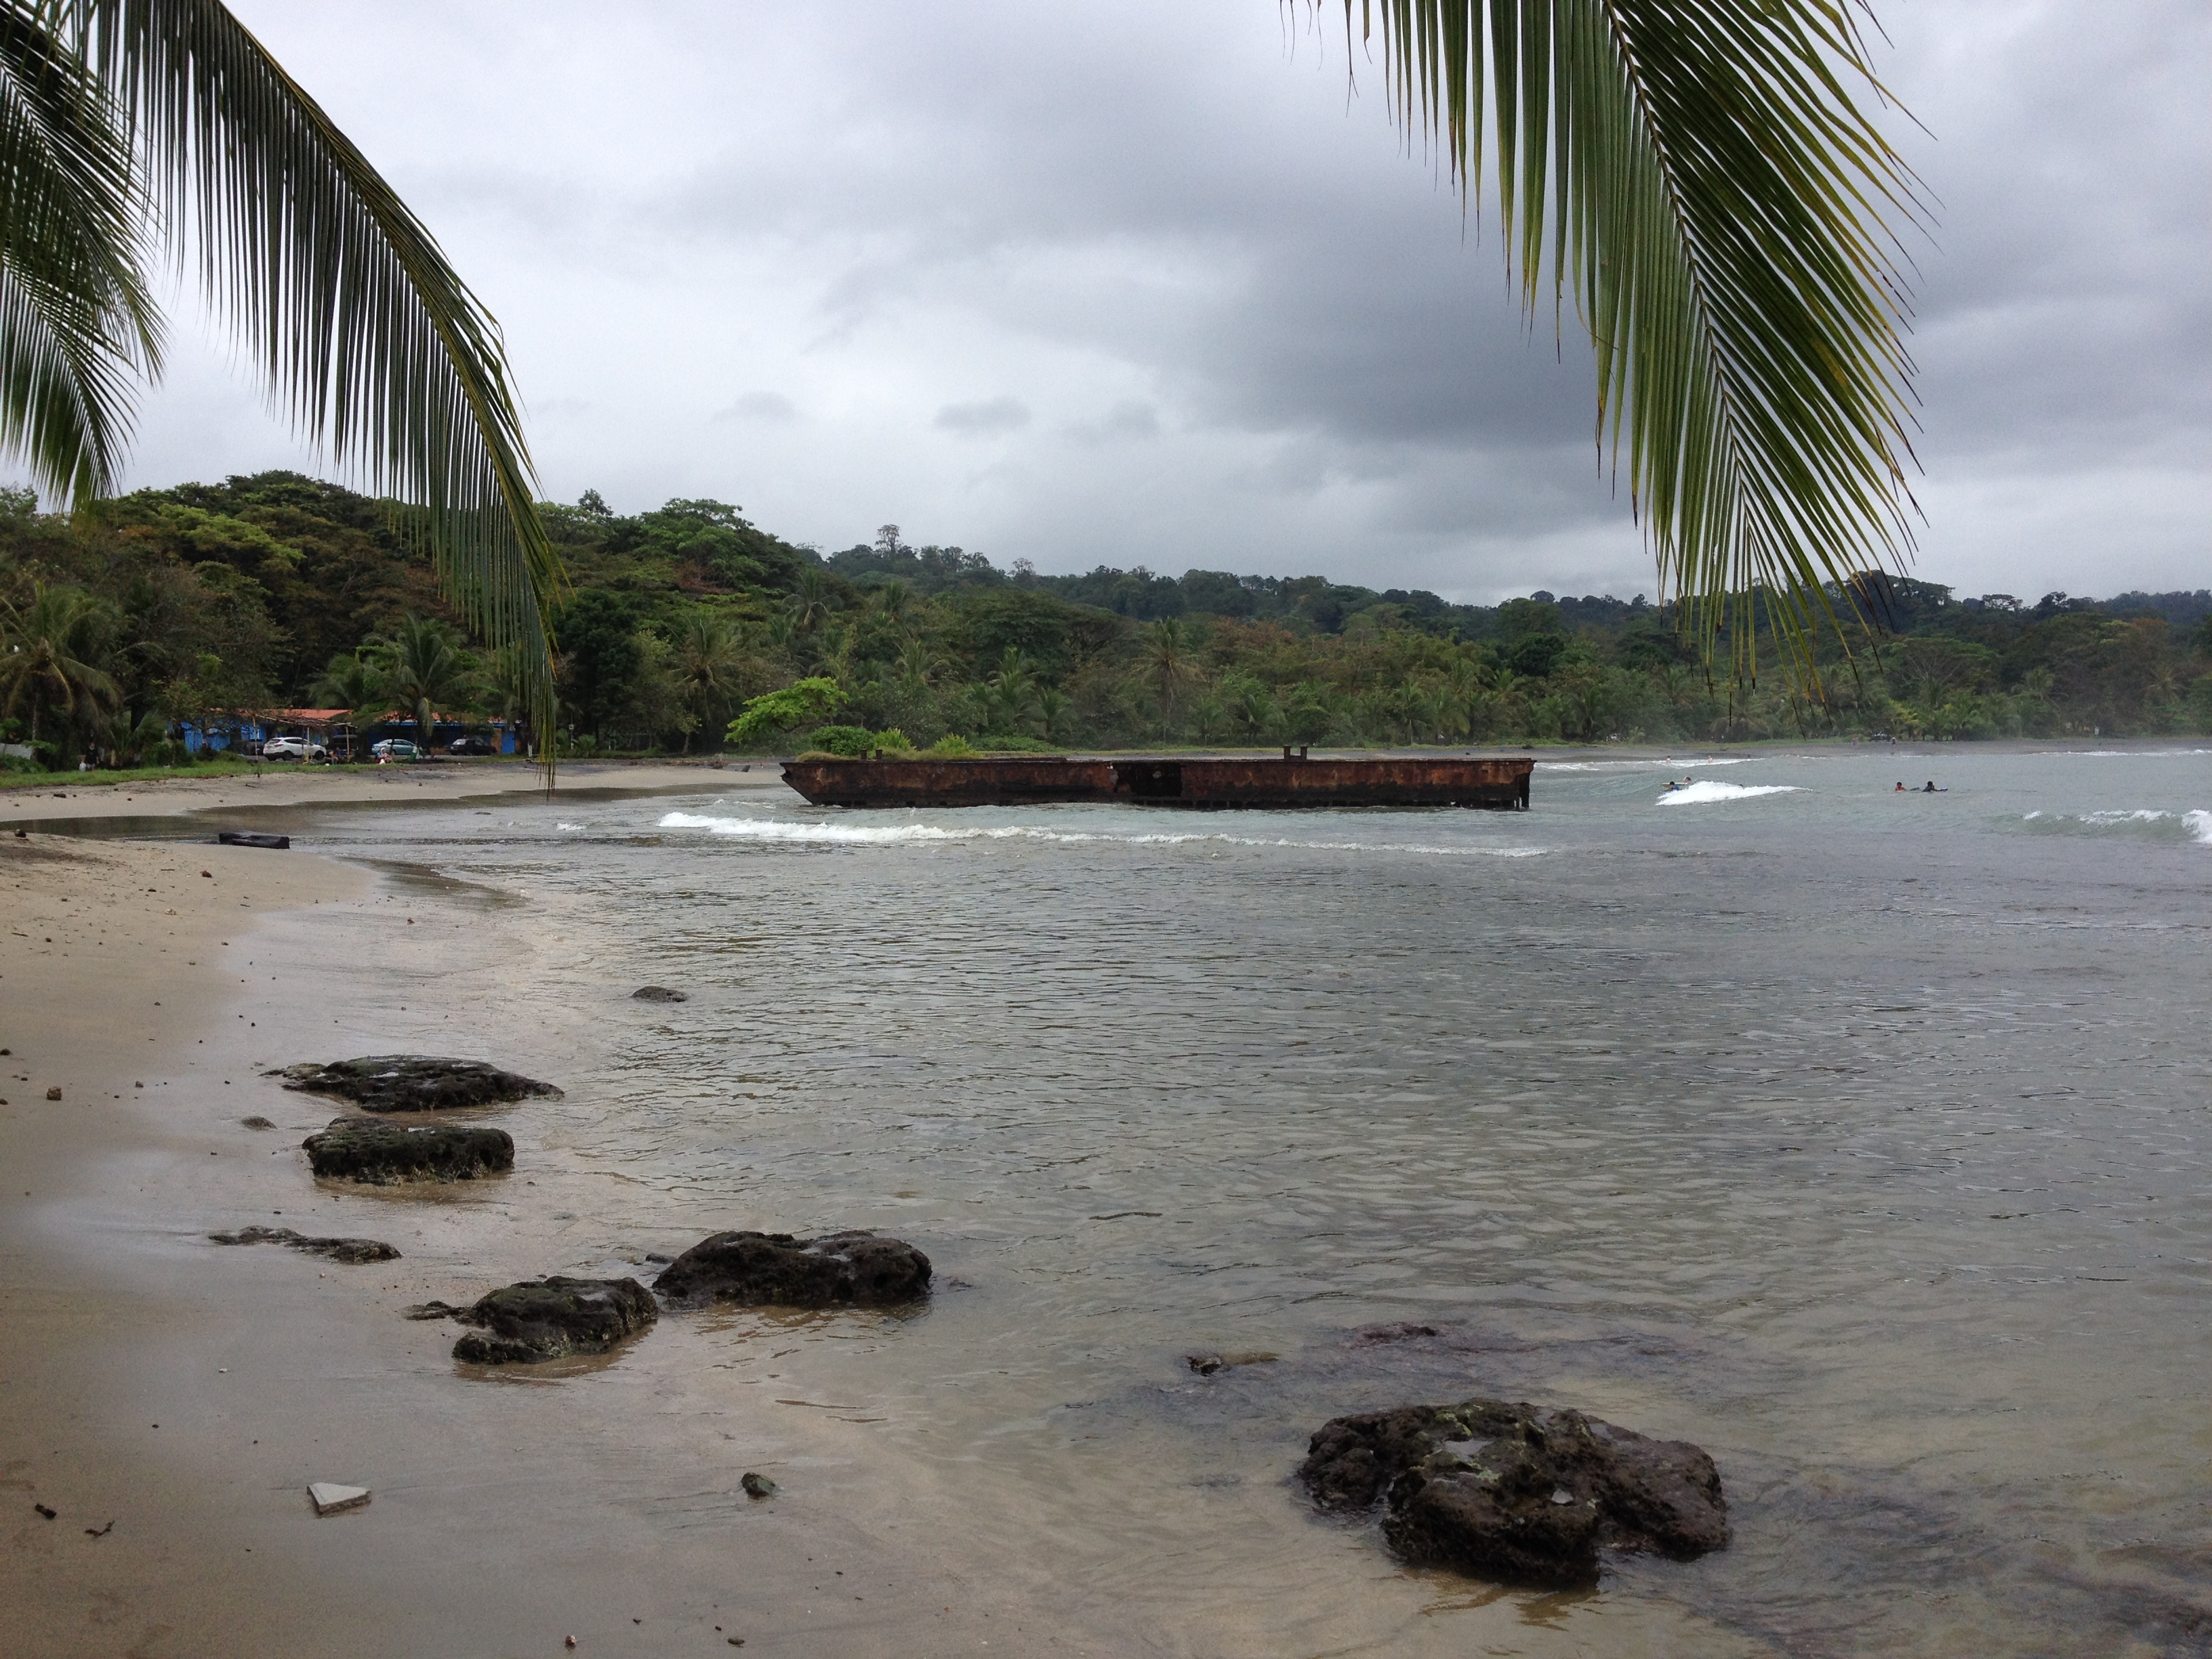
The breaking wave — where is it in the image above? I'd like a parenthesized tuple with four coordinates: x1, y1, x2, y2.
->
(657, 811, 1545, 857)
(2025, 808, 2212, 846)
(1655, 781, 1801, 806)
(1541, 756, 1754, 773)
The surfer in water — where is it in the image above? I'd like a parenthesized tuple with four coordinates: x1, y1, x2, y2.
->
(1923, 780, 1946, 793)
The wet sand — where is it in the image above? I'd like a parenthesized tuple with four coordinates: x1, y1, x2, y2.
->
(0, 758, 760, 827)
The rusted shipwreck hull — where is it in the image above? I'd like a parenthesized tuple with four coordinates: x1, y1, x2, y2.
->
(781, 754, 1533, 810)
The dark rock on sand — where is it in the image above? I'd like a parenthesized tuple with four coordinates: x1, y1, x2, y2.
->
(208, 1224, 400, 1264)
(653, 1231, 931, 1309)
(631, 985, 687, 1003)
(303, 1117, 513, 1184)
(740, 1472, 777, 1499)
(1298, 1397, 1727, 1588)
(239, 1115, 276, 1130)
(272, 1056, 558, 1113)
(448, 1277, 658, 1364)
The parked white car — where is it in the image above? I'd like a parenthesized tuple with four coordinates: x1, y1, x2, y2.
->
(262, 735, 328, 761)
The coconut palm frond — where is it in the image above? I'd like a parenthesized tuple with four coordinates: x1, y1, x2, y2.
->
(0, 2, 159, 500)
(60, 0, 563, 745)
(1342, 0, 1925, 676)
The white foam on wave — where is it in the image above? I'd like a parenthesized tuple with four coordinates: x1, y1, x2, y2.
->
(2187, 810, 2212, 846)
(657, 811, 1546, 858)
(556, 821, 586, 832)
(1654, 780, 1799, 806)
(1542, 756, 1753, 773)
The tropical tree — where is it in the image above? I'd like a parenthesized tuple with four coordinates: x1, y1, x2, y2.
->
(983, 646, 1038, 735)
(307, 647, 388, 724)
(0, 1, 560, 740)
(1138, 617, 1194, 738)
(0, 582, 117, 759)
(669, 612, 745, 749)
(371, 614, 475, 741)
(1324, 1, 1924, 675)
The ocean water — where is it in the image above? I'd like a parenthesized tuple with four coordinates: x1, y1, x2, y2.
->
(125, 745, 2212, 1652)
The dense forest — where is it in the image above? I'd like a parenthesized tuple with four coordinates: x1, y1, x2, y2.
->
(2, 471, 2208, 769)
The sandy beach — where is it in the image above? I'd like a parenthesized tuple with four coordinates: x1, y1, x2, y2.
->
(1, 768, 1120, 1658)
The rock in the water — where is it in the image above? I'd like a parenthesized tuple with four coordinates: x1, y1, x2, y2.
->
(303, 1118, 513, 1185)
(1298, 1397, 1727, 1587)
(272, 1056, 558, 1113)
(631, 985, 687, 1003)
(653, 1230, 931, 1309)
(448, 1276, 659, 1364)
(209, 1225, 400, 1263)
(1187, 1350, 1278, 1376)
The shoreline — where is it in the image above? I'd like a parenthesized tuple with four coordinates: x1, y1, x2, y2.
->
(0, 800, 1148, 1658)
(0, 758, 781, 830)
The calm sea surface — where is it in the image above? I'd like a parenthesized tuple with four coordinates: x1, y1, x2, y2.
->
(163, 747, 2212, 1652)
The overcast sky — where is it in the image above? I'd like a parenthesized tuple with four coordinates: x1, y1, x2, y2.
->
(83, 1, 2212, 604)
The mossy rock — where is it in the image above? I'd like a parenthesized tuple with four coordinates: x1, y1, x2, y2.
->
(302, 1118, 514, 1185)
(449, 1276, 659, 1364)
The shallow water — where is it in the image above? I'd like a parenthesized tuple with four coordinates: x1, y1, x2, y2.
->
(166, 745, 2212, 1653)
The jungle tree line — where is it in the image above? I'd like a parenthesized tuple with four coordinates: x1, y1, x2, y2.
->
(4, 476, 2208, 769)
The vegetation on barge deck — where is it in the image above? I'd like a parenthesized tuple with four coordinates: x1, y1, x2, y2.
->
(3, 475, 2209, 773)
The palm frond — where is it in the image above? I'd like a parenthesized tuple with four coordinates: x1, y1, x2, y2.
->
(1340, 0, 1925, 677)
(0, 1, 159, 499)
(60, 0, 563, 752)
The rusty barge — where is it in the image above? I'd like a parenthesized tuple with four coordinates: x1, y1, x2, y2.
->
(780, 750, 1533, 811)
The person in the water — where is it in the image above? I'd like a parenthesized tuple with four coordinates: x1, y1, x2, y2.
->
(1895, 781, 1906, 792)
(1923, 780, 1945, 792)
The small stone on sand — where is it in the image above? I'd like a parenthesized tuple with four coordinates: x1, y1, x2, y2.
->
(307, 1481, 371, 1516)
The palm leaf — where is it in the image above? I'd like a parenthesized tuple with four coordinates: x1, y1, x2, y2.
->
(57, 0, 563, 754)
(0, 1, 159, 500)
(1338, 0, 1925, 677)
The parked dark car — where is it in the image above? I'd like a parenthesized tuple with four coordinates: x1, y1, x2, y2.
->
(447, 735, 497, 756)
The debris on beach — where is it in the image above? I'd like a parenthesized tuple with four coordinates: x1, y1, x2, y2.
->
(45, 1086, 60, 1100)
(653, 1230, 932, 1309)
(303, 1117, 514, 1184)
(447, 1276, 659, 1364)
(216, 831, 290, 851)
(207, 1224, 400, 1263)
(740, 1472, 777, 1499)
(34, 1502, 56, 1519)
(1298, 1397, 1727, 1588)
(308, 1482, 371, 1516)
(239, 1115, 276, 1130)
(272, 1055, 560, 1113)
(1187, 1351, 1279, 1376)
(631, 985, 688, 1003)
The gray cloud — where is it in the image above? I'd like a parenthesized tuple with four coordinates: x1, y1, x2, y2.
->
(712, 390, 799, 424)
(59, 0, 2212, 604)
(935, 396, 1031, 438)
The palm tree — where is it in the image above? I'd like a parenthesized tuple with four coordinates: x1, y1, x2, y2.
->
(373, 615, 474, 744)
(0, 2, 560, 743)
(0, 583, 118, 760)
(1139, 618, 1193, 739)
(1036, 685, 1071, 745)
(983, 647, 1039, 735)
(785, 568, 835, 636)
(1324, 3, 1923, 676)
(308, 649, 388, 714)
(670, 613, 744, 750)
